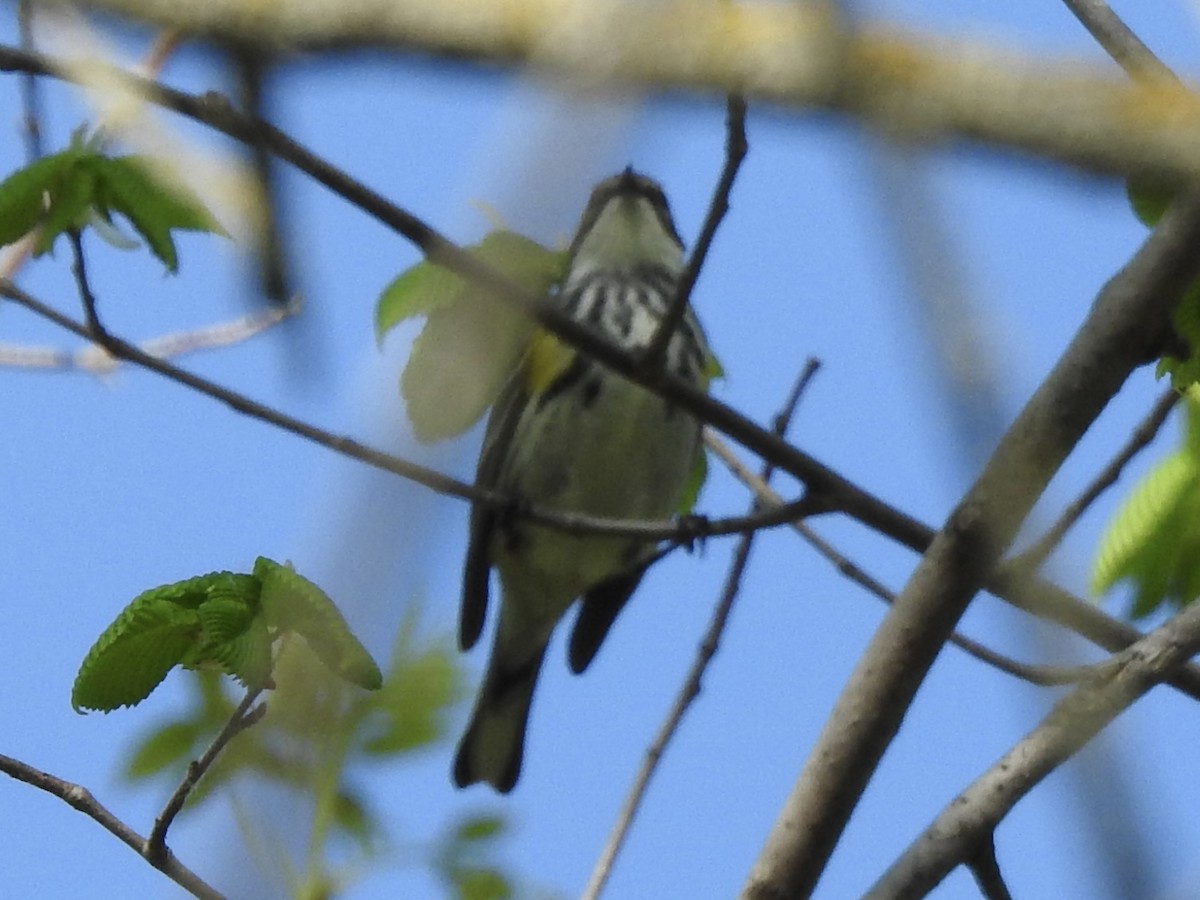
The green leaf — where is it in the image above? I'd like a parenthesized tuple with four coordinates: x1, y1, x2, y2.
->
(381, 231, 568, 442)
(72, 571, 266, 712)
(72, 597, 202, 712)
(0, 151, 78, 248)
(124, 720, 204, 780)
(375, 260, 462, 342)
(254, 557, 383, 690)
(96, 156, 225, 272)
(1126, 178, 1175, 228)
(362, 643, 460, 754)
(1157, 279, 1200, 390)
(454, 815, 505, 843)
(32, 157, 98, 256)
(1091, 451, 1200, 616)
(452, 868, 512, 900)
(188, 583, 273, 689)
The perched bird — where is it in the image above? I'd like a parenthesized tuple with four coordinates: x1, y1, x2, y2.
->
(453, 169, 712, 792)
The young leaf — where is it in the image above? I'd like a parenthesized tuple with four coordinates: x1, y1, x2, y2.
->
(375, 260, 462, 343)
(72, 598, 203, 712)
(124, 719, 204, 779)
(73, 571, 264, 712)
(254, 557, 383, 690)
(0, 145, 223, 270)
(0, 150, 84, 248)
(382, 230, 568, 442)
(96, 156, 225, 272)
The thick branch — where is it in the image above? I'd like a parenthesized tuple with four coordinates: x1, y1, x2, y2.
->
(49, 0, 1200, 184)
(742, 194, 1200, 898)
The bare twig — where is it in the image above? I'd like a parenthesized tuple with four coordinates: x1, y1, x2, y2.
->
(0, 276, 823, 543)
(643, 94, 747, 369)
(866, 592, 1200, 897)
(1017, 387, 1179, 570)
(706, 432, 1095, 688)
(583, 360, 819, 900)
(147, 687, 267, 860)
(1059, 0, 1175, 81)
(966, 837, 1014, 900)
(0, 752, 224, 899)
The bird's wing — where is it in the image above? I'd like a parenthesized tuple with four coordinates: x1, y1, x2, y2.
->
(459, 370, 528, 650)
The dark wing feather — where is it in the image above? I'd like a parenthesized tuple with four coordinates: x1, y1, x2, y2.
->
(568, 562, 648, 673)
(460, 373, 528, 651)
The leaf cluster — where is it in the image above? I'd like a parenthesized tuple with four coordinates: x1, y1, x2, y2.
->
(0, 133, 223, 272)
(72, 557, 381, 713)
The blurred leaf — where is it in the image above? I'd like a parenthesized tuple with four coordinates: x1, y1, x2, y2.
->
(124, 719, 204, 780)
(452, 868, 512, 900)
(454, 815, 505, 844)
(255, 557, 383, 690)
(0, 152, 69, 246)
(375, 259, 461, 341)
(363, 634, 460, 755)
(1126, 178, 1175, 228)
(1158, 280, 1200, 390)
(72, 593, 203, 712)
(383, 231, 568, 443)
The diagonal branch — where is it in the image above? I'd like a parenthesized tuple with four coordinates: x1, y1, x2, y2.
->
(643, 94, 746, 369)
(866, 590, 1200, 897)
(0, 752, 224, 899)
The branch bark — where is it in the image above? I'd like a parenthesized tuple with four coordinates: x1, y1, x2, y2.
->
(49, 0, 1200, 184)
(866, 593, 1200, 897)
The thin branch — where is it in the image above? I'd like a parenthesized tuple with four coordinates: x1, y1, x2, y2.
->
(0, 752, 224, 899)
(706, 432, 1095, 688)
(643, 94, 746, 369)
(0, 276, 820, 543)
(17, 0, 43, 162)
(866, 592, 1200, 898)
(1059, 0, 1176, 81)
(966, 837, 1014, 900)
(743, 191, 1200, 900)
(147, 687, 267, 860)
(583, 360, 819, 900)
(1017, 387, 1179, 570)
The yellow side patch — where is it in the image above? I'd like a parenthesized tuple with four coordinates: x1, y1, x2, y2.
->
(525, 329, 576, 395)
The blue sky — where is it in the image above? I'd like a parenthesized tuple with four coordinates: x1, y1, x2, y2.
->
(3, 2, 1200, 898)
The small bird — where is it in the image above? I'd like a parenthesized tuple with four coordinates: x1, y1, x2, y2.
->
(454, 169, 711, 792)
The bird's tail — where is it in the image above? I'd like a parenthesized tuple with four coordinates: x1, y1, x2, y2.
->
(453, 608, 551, 793)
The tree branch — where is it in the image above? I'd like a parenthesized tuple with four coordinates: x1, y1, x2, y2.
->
(742, 193, 1200, 898)
(0, 752, 224, 899)
(866, 591, 1200, 897)
(41, 0, 1200, 185)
